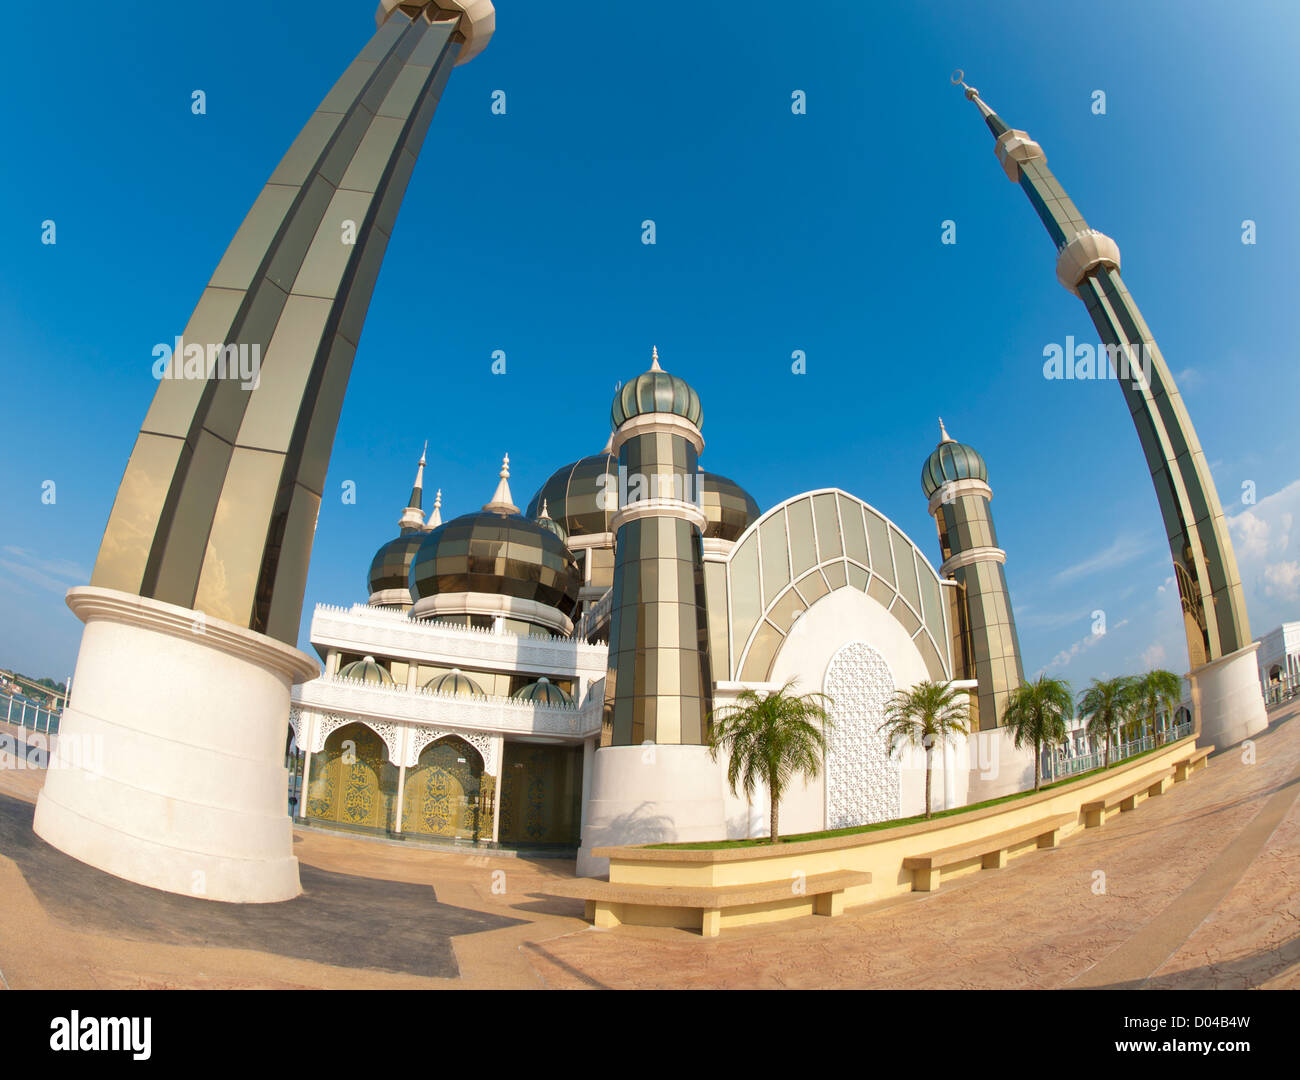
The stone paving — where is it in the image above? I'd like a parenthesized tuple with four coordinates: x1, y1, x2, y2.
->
(0, 703, 1296, 990)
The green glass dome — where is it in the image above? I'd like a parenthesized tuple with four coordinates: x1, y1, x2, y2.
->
(423, 669, 485, 698)
(534, 500, 569, 544)
(338, 656, 394, 685)
(700, 472, 761, 541)
(511, 677, 574, 707)
(610, 352, 702, 430)
(368, 532, 425, 598)
(409, 508, 581, 618)
(921, 424, 988, 498)
(525, 452, 616, 538)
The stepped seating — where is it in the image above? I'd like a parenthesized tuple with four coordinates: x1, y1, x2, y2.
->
(1081, 768, 1176, 827)
(550, 869, 872, 937)
(901, 812, 1075, 892)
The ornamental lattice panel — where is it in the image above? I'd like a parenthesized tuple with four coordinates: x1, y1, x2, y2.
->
(823, 640, 899, 828)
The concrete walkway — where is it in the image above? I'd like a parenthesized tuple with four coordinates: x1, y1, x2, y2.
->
(0, 702, 1296, 989)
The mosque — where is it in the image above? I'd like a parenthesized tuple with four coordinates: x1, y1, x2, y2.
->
(289, 349, 1033, 871)
(33, 3, 1264, 904)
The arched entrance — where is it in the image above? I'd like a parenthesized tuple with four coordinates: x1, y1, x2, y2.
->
(305, 722, 397, 831)
(402, 737, 485, 841)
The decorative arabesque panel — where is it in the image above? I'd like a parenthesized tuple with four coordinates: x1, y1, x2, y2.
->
(823, 641, 899, 828)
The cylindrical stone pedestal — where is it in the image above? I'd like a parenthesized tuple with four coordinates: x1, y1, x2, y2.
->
(1189, 642, 1268, 750)
(33, 586, 318, 903)
(576, 744, 728, 877)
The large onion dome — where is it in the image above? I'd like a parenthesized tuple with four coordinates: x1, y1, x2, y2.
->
(423, 668, 485, 698)
(610, 347, 702, 430)
(338, 656, 394, 685)
(369, 533, 425, 597)
(410, 455, 582, 620)
(525, 448, 616, 538)
(700, 472, 761, 541)
(921, 419, 988, 498)
(511, 677, 574, 707)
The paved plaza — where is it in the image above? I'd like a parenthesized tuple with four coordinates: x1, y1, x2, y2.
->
(1, 702, 1297, 990)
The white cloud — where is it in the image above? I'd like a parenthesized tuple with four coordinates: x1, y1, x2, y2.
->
(0, 548, 88, 596)
(1051, 532, 1157, 586)
(1042, 618, 1130, 672)
(1141, 641, 1167, 668)
(1262, 561, 1300, 602)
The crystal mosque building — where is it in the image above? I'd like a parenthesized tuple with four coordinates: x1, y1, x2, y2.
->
(289, 350, 1034, 872)
(33, 3, 1266, 904)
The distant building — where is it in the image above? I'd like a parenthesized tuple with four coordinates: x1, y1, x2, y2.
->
(1255, 622, 1300, 703)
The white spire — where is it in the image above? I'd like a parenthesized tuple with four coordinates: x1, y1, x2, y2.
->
(938, 417, 954, 443)
(483, 453, 518, 513)
(649, 345, 662, 371)
(425, 488, 442, 530)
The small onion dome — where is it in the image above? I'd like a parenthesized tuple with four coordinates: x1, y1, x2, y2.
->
(410, 509, 581, 617)
(610, 347, 702, 431)
(512, 676, 574, 707)
(700, 471, 761, 541)
(525, 450, 616, 537)
(368, 532, 425, 599)
(921, 418, 988, 498)
(534, 499, 569, 544)
(423, 668, 485, 698)
(338, 656, 394, 685)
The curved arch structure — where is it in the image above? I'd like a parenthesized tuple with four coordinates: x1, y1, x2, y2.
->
(35, 3, 497, 903)
(716, 489, 952, 685)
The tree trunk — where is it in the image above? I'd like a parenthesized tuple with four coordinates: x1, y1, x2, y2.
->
(925, 747, 933, 818)
(770, 785, 779, 844)
(1034, 738, 1042, 791)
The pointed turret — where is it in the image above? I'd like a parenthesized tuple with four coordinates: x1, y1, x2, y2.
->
(398, 443, 428, 533)
(483, 453, 518, 514)
(426, 488, 442, 531)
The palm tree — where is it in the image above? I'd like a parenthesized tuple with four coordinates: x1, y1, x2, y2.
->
(1078, 676, 1135, 768)
(708, 678, 832, 844)
(1132, 669, 1183, 745)
(878, 680, 970, 819)
(1001, 675, 1074, 792)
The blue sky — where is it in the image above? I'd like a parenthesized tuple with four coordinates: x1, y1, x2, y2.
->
(2, 0, 1298, 695)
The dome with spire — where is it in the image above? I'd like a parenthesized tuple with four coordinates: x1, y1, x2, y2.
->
(921, 418, 988, 498)
(338, 656, 394, 685)
(534, 499, 569, 543)
(511, 676, 574, 707)
(699, 471, 761, 541)
(525, 444, 617, 538)
(368, 445, 436, 607)
(410, 455, 582, 620)
(610, 347, 702, 431)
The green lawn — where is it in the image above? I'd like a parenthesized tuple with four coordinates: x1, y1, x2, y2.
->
(648, 741, 1171, 850)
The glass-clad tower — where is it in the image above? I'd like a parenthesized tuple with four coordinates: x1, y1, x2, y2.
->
(602, 350, 713, 746)
(956, 76, 1266, 746)
(922, 421, 1024, 730)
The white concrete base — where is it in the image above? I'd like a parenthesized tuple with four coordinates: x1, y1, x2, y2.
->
(33, 587, 319, 903)
(576, 744, 728, 877)
(1189, 642, 1268, 750)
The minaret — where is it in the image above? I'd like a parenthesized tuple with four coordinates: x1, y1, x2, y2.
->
(398, 442, 428, 533)
(426, 488, 443, 531)
(922, 420, 1024, 730)
(603, 347, 712, 746)
(955, 73, 1266, 747)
